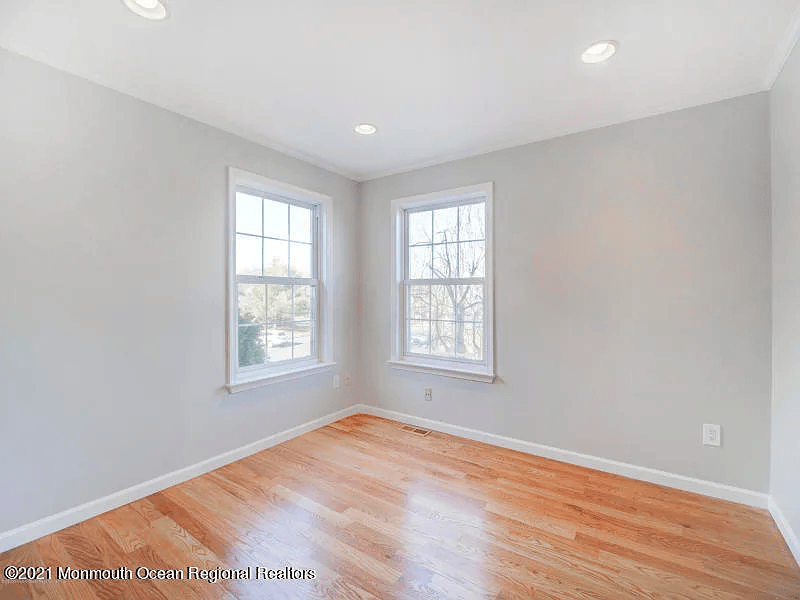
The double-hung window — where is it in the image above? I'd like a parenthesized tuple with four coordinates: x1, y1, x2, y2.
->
(390, 183, 494, 382)
(227, 168, 333, 392)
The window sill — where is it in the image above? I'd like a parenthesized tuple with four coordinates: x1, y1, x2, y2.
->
(226, 361, 336, 393)
(387, 359, 495, 383)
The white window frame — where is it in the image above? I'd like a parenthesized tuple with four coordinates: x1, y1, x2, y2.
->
(388, 182, 495, 383)
(226, 168, 335, 393)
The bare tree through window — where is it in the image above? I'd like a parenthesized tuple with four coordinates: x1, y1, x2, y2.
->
(405, 201, 485, 361)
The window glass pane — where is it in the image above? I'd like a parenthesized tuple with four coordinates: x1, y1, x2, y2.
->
(264, 238, 289, 277)
(263, 198, 289, 240)
(408, 245, 432, 279)
(267, 323, 293, 362)
(238, 324, 265, 367)
(433, 206, 458, 244)
(455, 322, 483, 361)
(290, 242, 312, 278)
(432, 243, 458, 279)
(407, 320, 430, 355)
(293, 321, 313, 359)
(290, 204, 312, 243)
(430, 284, 455, 321)
(236, 234, 262, 276)
(459, 202, 485, 241)
(407, 285, 430, 320)
(293, 285, 314, 321)
(267, 284, 293, 322)
(458, 241, 485, 278)
(237, 283, 266, 324)
(431, 321, 455, 357)
(457, 284, 484, 322)
(400, 198, 489, 366)
(236, 192, 262, 236)
(408, 210, 432, 245)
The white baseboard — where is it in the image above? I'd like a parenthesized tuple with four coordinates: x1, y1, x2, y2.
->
(0, 402, 776, 556)
(0, 404, 361, 554)
(769, 497, 800, 568)
(355, 404, 770, 509)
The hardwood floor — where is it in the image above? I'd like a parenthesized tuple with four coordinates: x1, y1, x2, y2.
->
(1, 414, 798, 599)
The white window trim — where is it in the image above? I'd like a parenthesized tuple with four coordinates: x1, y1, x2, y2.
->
(388, 182, 495, 383)
(225, 167, 335, 393)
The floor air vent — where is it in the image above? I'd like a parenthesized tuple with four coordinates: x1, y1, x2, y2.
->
(402, 425, 432, 436)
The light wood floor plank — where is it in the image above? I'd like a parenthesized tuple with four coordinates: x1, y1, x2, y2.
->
(2, 414, 798, 599)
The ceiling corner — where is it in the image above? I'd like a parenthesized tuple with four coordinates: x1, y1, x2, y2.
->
(764, 3, 800, 89)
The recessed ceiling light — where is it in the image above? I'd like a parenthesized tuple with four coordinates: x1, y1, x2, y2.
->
(354, 123, 377, 135)
(122, 0, 169, 21)
(581, 40, 618, 64)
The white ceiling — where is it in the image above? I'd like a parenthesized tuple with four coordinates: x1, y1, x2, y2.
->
(2, 1, 799, 181)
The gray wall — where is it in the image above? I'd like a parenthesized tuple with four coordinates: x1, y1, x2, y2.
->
(360, 93, 772, 492)
(0, 48, 359, 533)
(771, 40, 800, 536)
(0, 44, 779, 537)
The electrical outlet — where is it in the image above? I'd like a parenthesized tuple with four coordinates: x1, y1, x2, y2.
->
(424, 387, 432, 402)
(702, 424, 721, 447)
(343, 375, 351, 386)
(332, 375, 340, 389)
